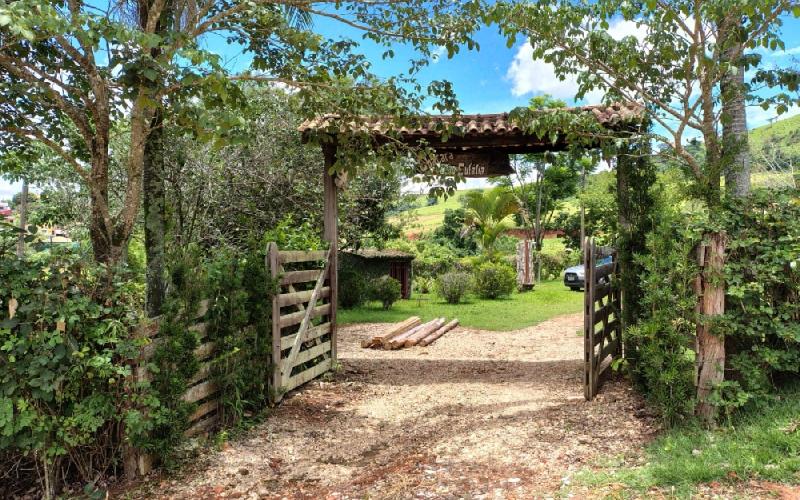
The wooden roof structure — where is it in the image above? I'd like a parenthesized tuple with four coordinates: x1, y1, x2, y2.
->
(344, 249, 415, 261)
(299, 102, 645, 155)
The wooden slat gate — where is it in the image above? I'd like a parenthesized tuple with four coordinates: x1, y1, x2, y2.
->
(268, 243, 336, 403)
(583, 237, 623, 400)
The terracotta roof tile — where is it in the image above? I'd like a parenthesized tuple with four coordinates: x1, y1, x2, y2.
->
(298, 102, 644, 137)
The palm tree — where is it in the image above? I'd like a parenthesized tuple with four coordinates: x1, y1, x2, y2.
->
(463, 188, 519, 260)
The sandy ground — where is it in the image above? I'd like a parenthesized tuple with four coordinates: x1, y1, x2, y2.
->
(132, 313, 661, 499)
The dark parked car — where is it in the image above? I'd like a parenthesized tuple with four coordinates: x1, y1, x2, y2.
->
(563, 255, 613, 291)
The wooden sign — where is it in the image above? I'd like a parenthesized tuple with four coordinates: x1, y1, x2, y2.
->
(435, 151, 513, 178)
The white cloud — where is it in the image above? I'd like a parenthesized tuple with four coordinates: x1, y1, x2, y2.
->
(431, 46, 447, 64)
(506, 43, 605, 103)
(506, 18, 645, 103)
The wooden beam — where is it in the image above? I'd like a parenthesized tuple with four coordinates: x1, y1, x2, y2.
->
(278, 250, 329, 264)
(268, 242, 282, 402)
(323, 144, 339, 363)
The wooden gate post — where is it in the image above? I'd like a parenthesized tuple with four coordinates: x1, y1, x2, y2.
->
(323, 145, 338, 363)
(268, 242, 282, 400)
(583, 237, 595, 400)
(695, 232, 726, 424)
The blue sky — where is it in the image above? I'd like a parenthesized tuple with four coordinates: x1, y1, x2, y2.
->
(3, 13, 800, 199)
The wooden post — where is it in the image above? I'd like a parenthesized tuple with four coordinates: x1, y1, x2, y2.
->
(323, 145, 338, 363)
(696, 232, 726, 424)
(268, 242, 282, 401)
(583, 237, 594, 400)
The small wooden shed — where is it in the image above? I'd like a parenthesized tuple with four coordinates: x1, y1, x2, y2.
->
(341, 249, 415, 299)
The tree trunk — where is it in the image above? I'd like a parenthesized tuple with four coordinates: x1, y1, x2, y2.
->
(695, 232, 726, 425)
(144, 108, 167, 317)
(16, 179, 28, 258)
(720, 18, 751, 198)
(89, 159, 113, 263)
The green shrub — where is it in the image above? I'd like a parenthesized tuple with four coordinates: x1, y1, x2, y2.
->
(370, 275, 402, 309)
(413, 276, 435, 294)
(718, 189, 800, 409)
(0, 244, 143, 495)
(436, 271, 471, 304)
(339, 265, 369, 308)
(625, 210, 700, 425)
(473, 262, 516, 299)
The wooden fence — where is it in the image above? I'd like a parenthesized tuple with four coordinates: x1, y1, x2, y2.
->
(583, 237, 623, 400)
(126, 298, 215, 476)
(124, 243, 337, 477)
(268, 243, 336, 403)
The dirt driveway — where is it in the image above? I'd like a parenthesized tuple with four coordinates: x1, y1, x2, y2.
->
(138, 313, 657, 499)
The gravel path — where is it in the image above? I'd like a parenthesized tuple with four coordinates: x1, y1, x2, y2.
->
(134, 313, 658, 499)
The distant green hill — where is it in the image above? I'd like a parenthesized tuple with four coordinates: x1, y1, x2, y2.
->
(749, 113, 800, 161)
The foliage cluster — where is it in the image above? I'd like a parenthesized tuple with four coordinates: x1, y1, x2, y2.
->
(627, 188, 800, 425)
(370, 276, 401, 309)
(436, 271, 472, 304)
(473, 262, 516, 299)
(0, 239, 143, 497)
(370, 276, 402, 310)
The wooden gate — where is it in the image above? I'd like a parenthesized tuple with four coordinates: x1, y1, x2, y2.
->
(583, 237, 623, 400)
(268, 243, 336, 402)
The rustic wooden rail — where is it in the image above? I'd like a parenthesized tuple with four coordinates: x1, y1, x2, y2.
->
(268, 242, 336, 403)
(584, 237, 623, 400)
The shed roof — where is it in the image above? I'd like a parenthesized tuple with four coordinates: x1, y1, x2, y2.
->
(344, 249, 415, 261)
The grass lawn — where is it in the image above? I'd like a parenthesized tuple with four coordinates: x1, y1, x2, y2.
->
(339, 279, 583, 331)
(572, 384, 800, 497)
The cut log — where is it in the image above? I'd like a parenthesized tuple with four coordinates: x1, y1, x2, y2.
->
(362, 316, 421, 348)
(386, 319, 438, 349)
(419, 319, 459, 347)
(403, 318, 446, 347)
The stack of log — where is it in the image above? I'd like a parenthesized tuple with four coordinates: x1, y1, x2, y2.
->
(361, 316, 459, 349)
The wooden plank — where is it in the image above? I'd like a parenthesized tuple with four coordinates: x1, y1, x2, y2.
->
(594, 282, 613, 302)
(193, 341, 216, 361)
(194, 299, 210, 320)
(187, 362, 212, 386)
(594, 320, 620, 345)
(594, 262, 616, 280)
(599, 337, 620, 362)
(184, 414, 218, 438)
(322, 153, 339, 365)
(278, 303, 330, 329)
(269, 242, 282, 403)
(281, 269, 324, 286)
(419, 318, 459, 346)
(189, 399, 219, 423)
(182, 380, 219, 404)
(284, 357, 332, 393)
(188, 322, 208, 339)
(281, 322, 331, 350)
(288, 341, 331, 369)
(278, 250, 328, 264)
(593, 303, 616, 326)
(278, 287, 331, 308)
